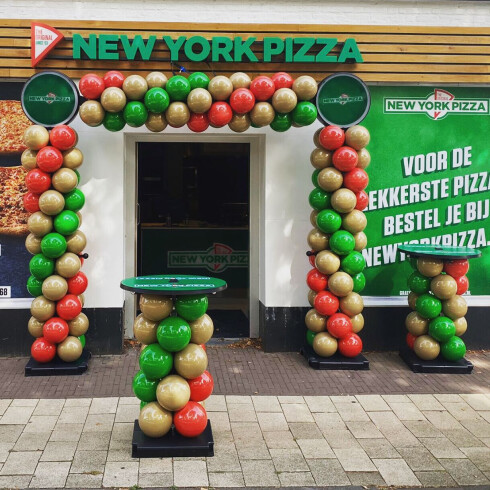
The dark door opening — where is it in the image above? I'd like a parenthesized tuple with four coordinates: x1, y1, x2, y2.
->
(137, 141, 250, 339)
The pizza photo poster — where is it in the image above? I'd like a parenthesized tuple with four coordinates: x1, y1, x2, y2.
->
(0, 82, 33, 299)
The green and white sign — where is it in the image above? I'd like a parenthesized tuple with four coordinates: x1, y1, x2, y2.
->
(362, 86, 490, 297)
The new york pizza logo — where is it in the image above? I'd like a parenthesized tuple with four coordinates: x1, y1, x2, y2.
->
(321, 93, 365, 105)
(384, 89, 489, 120)
(31, 22, 64, 67)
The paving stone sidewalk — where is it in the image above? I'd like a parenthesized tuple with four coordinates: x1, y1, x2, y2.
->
(0, 394, 489, 489)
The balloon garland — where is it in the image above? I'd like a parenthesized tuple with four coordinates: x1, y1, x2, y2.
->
(305, 125, 370, 358)
(22, 125, 88, 363)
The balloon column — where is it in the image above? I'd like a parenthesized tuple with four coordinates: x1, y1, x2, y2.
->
(22, 124, 88, 364)
(305, 125, 370, 360)
(133, 294, 214, 439)
(78, 71, 319, 133)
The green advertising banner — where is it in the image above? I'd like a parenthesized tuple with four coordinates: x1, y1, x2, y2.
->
(361, 86, 490, 297)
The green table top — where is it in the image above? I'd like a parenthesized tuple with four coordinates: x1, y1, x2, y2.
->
(398, 244, 481, 260)
(120, 275, 227, 295)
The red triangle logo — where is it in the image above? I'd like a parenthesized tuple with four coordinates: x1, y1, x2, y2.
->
(31, 22, 64, 67)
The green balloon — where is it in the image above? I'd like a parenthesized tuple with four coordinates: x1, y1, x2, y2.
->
(408, 271, 431, 294)
(156, 317, 191, 352)
(78, 334, 86, 348)
(309, 187, 331, 211)
(103, 111, 126, 132)
(123, 101, 148, 127)
(140, 401, 148, 410)
(330, 230, 355, 256)
(270, 112, 292, 132)
(188, 72, 210, 90)
(29, 254, 55, 280)
(144, 87, 170, 113)
(132, 370, 158, 402)
(441, 336, 466, 361)
(40, 233, 67, 259)
(291, 101, 317, 126)
(166, 75, 191, 101)
(54, 210, 79, 236)
(175, 295, 208, 322)
(352, 272, 366, 293)
(27, 275, 43, 297)
(416, 293, 442, 319)
(316, 209, 342, 234)
(139, 343, 173, 379)
(64, 189, 85, 213)
(341, 252, 366, 275)
(311, 169, 320, 187)
(74, 169, 81, 184)
(429, 316, 456, 343)
(306, 330, 316, 346)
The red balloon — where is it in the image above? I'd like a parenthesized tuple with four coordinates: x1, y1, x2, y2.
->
(338, 333, 363, 357)
(103, 70, 125, 89)
(306, 268, 328, 292)
(31, 337, 56, 363)
(67, 271, 88, 295)
(443, 259, 469, 278)
(23, 192, 40, 213)
(36, 146, 63, 173)
(271, 72, 294, 89)
(326, 313, 353, 339)
(406, 332, 416, 350)
(188, 370, 214, 402)
(455, 275, 469, 295)
(174, 401, 208, 437)
(314, 290, 339, 316)
(56, 294, 82, 321)
(250, 76, 275, 101)
(355, 190, 369, 211)
(229, 88, 255, 114)
(43, 317, 69, 344)
(308, 251, 316, 267)
(208, 102, 233, 127)
(187, 113, 209, 133)
(343, 168, 369, 192)
(25, 168, 51, 194)
(200, 343, 206, 351)
(50, 125, 77, 151)
(78, 255, 85, 266)
(79, 73, 105, 100)
(332, 146, 358, 172)
(319, 126, 345, 150)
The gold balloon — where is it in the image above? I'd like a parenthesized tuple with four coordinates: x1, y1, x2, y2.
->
(313, 128, 322, 148)
(292, 76, 318, 100)
(23, 125, 49, 150)
(38, 190, 65, 216)
(310, 148, 332, 169)
(353, 231, 368, 251)
(271, 88, 297, 113)
(66, 230, 86, 254)
(307, 228, 329, 251)
(28, 316, 44, 338)
(78, 293, 85, 307)
(187, 88, 213, 114)
(208, 76, 233, 100)
(21, 149, 38, 170)
(305, 308, 326, 333)
(408, 292, 419, 310)
(331, 189, 356, 213)
(230, 72, 251, 89)
(79, 100, 105, 127)
(357, 148, 371, 169)
(76, 212, 83, 226)
(189, 314, 214, 344)
(431, 274, 457, 300)
(228, 113, 251, 133)
(165, 102, 190, 127)
(146, 71, 168, 88)
(52, 168, 78, 193)
(62, 148, 83, 170)
(342, 210, 367, 234)
(68, 312, 89, 337)
(453, 317, 467, 337)
(417, 258, 444, 278)
(123, 74, 148, 100)
(313, 332, 338, 357)
(100, 87, 127, 112)
(174, 343, 208, 379)
(139, 402, 172, 438)
(442, 295, 468, 320)
(133, 314, 158, 344)
(310, 210, 319, 227)
(25, 233, 42, 254)
(42, 275, 68, 301)
(250, 102, 275, 127)
(156, 375, 191, 411)
(31, 295, 56, 322)
(414, 335, 440, 361)
(307, 289, 317, 307)
(318, 167, 343, 192)
(328, 271, 354, 297)
(57, 336, 83, 362)
(315, 250, 340, 275)
(28, 212, 52, 237)
(405, 311, 429, 336)
(345, 125, 370, 150)
(145, 112, 168, 132)
(139, 295, 173, 322)
(55, 253, 81, 278)
(351, 313, 364, 333)
(340, 292, 364, 316)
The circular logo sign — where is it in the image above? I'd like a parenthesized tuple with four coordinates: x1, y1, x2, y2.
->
(21, 71, 79, 126)
(316, 73, 370, 127)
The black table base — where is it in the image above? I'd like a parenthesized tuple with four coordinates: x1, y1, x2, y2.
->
(399, 345, 473, 374)
(25, 349, 91, 377)
(301, 344, 369, 370)
(132, 420, 214, 458)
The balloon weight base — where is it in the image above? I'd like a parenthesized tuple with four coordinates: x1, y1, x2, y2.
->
(25, 349, 91, 377)
(132, 420, 214, 458)
(301, 344, 369, 370)
(399, 345, 473, 374)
